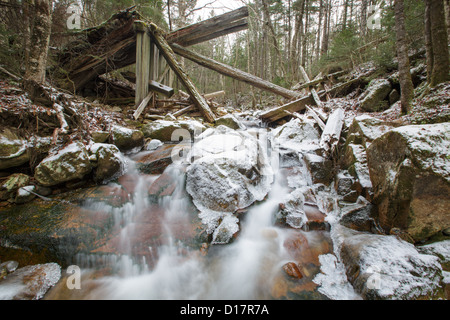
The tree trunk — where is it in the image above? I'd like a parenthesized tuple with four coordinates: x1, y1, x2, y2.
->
(427, 0, 450, 87)
(24, 0, 52, 84)
(424, 0, 434, 82)
(360, 0, 368, 38)
(394, 0, 415, 114)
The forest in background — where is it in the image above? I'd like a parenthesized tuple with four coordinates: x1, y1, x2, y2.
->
(0, 0, 449, 110)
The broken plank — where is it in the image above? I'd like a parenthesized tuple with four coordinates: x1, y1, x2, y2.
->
(299, 66, 323, 109)
(134, 92, 153, 120)
(149, 23, 216, 123)
(320, 108, 345, 157)
(171, 43, 301, 100)
(149, 80, 174, 97)
(166, 7, 249, 46)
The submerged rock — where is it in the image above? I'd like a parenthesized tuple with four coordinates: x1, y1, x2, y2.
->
(34, 142, 93, 187)
(186, 126, 273, 244)
(367, 123, 450, 241)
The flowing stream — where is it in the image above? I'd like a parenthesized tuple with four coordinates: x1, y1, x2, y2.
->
(45, 128, 336, 300)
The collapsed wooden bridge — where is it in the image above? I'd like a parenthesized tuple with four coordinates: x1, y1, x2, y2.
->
(56, 6, 357, 125)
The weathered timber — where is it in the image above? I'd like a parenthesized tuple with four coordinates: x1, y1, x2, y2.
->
(135, 21, 151, 107)
(179, 19, 248, 47)
(291, 70, 348, 91)
(320, 108, 345, 157)
(134, 92, 153, 120)
(56, 8, 139, 93)
(149, 23, 216, 123)
(299, 66, 323, 109)
(171, 43, 301, 100)
(149, 80, 174, 97)
(204, 90, 226, 100)
(260, 94, 316, 123)
(166, 7, 249, 46)
(305, 106, 326, 130)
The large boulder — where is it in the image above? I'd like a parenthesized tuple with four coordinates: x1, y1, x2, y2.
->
(89, 143, 126, 184)
(333, 225, 444, 300)
(359, 79, 392, 112)
(340, 116, 396, 201)
(110, 125, 144, 154)
(367, 123, 450, 242)
(142, 119, 205, 142)
(186, 126, 273, 244)
(271, 118, 321, 154)
(34, 142, 93, 187)
(0, 128, 30, 170)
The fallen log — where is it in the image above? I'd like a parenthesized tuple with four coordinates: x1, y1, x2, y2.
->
(171, 43, 300, 100)
(149, 23, 216, 123)
(260, 94, 315, 123)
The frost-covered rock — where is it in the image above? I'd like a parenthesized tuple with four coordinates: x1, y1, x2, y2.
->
(0, 128, 30, 170)
(142, 119, 205, 142)
(340, 116, 395, 200)
(367, 123, 450, 241)
(0, 263, 61, 300)
(186, 126, 273, 244)
(276, 188, 308, 229)
(215, 114, 246, 130)
(418, 240, 450, 270)
(334, 225, 444, 300)
(89, 143, 126, 184)
(110, 125, 144, 154)
(360, 79, 392, 112)
(271, 118, 321, 154)
(34, 142, 93, 187)
(15, 186, 37, 204)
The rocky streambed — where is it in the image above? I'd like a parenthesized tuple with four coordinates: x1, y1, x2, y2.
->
(1, 82, 449, 300)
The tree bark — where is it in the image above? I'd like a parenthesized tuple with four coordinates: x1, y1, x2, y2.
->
(427, 0, 450, 87)
(24, 0, 52, 84)
(394, 0, 415, 114)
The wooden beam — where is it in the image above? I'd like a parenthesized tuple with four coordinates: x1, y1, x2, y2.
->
(260, 94, 315, 123)
(179, 19, 248, 47)
(166, 6, 249, 46)
(149, 80, 174, 97)
(133, 92, 153, 120)
(149, 23, 216, 123)
(134, 21, 151, 107)
(171, 43, 301, 100)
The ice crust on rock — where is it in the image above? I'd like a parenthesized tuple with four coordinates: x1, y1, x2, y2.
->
(186, 126, 274, 244)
